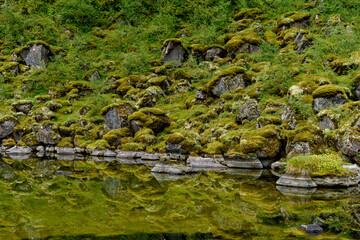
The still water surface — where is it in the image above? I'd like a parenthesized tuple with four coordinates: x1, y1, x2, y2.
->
(0, 156, 359, 239)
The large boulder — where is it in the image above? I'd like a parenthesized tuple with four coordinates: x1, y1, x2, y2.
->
(128, 108, 170, 134)
(12, 100, 33, 115)
(336, 128, 360, 161)
(161, 39, 187, 67)
(15, 43, 51, 69)
(312, 85, 347, 112)
(0, 116, 18, 139)
(236, 99, 261, 124)
(101, 103, 135, 130)
(36, 122, 61, 145)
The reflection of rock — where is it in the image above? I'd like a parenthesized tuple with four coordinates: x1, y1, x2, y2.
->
(102, 177, 128, 199)
(276, 185, 316, 198)
(312, 186, 360, 200)
(224, 168, 263, 179)
(32, 160, 58, 177)
(151, 172, 198, 183)
(276, 173, 317, 188)
(0, 161, 16, 180)
(151, 162, 194, 175)
(300, 223, 323, 236)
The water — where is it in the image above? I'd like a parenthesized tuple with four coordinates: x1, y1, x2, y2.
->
(0, 156, 359, 239)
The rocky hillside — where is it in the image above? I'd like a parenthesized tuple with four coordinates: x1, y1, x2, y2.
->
(1, 0, 360, 165)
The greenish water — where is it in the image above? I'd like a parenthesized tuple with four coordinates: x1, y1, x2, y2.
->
(0, 156, 359, 240)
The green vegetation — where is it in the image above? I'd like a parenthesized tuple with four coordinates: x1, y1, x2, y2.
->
(0, 0, 360, 161)
(285, 154, 350, 176)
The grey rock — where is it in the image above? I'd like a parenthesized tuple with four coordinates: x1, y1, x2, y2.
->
(337, 132, 360, 157)
(166, 142, 187, 154)
(318, 116, 336, 130)
(195, 90, 208, 100)
(281, 106, 296, 129)
(36, 145, 45, 153)
(141, 153, 160, 161)
(236, 99, 261, 124)
(187, 156, 227, 169)
(294, 32, 311, 52)
(116, 151, 143, 159)
(0, 118, 17, 139)
(276, 173, 317, 188)
(354, 83, 360, 100)
(56, 147, 75, 155)
(45, 146, 55, 152)
(286, 141, 311, 158)
(313, 93, 347, 112)
(225, 154, 263, 169)
(211, 74, 246, 97)
(90, 149, 104, 156)
(161, 40, 187, 67)
(12, 101, 33, 114)
(55, 170, 73, 176)
(271, 161, 287, 171)
(6, 146, 32, 155)
(103, 149, 117, 157)
(312, 174, 359, 187)
(36, 123, 60, 145)
(103, 103, 135, 130)
(205, 47, 226, 61)
(19, 44, 50, 69)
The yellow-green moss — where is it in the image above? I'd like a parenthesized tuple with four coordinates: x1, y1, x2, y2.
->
(233, 8, 262, 20)
(225, 29, 263, 52)
(167, 132, 185, 144)
(312, 85, 346, 98)
(121, 142, 145, 151)
(87, 139, 111, 150)
(57, 137, 74, 148)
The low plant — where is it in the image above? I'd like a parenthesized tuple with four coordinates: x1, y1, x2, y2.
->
(285, 153, 350, 176)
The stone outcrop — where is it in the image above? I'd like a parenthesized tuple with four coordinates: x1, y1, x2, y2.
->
(161, 39, 187, 67)
(276, 173, 317, 188)
(36, 122, 61, 145)
(102, 103, 135, 130)
(236, 99, 261, 124)
(0, 116, 17, 139)
(16, 43, 51, 69)
(225, 154, 263, 169)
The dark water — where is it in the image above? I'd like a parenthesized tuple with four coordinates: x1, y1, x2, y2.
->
(0, 156, 359, 240)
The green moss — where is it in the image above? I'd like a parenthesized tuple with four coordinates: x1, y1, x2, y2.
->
(286, 154, 350, 176)
(57, 137, 74, 148)
(205, 141, 226, 154)
(233, 8, 262, 20)
(312, 85, 346, 98)
(121, 142, 145, 151)
(225, 29, 263, 52)
(87, 139, 111, 150)
(163, 38, 182, 46)
(0, 115, 17, 123)
(134, 128, 157, 145)
(3, 138, 16, 147)
(100, 102, 135, 115)
(167, 132, 185, 144)
(277, 12, 310, 28)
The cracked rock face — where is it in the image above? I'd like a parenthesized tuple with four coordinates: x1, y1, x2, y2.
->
(19, 44, 50, 69)
(236, 99, 261, 124)
(103, 104, 135, 130)
(161, 40, 186, 67)
(313, 93, 347, 112)
(0, 119, 17, 139)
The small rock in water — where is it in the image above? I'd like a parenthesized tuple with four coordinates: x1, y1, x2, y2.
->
(300, 223, 323, 236)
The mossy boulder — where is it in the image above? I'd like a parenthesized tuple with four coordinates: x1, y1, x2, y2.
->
(102, 128, 132, 147)
(134, 128, 158, 146)
(128, 108, 170, 134)
(225, 28, 263, 54)
(13, 42, 51, 69)
(277, 12, 311, 30)
(233, 8, 262, 21)
(336, 127, 360, 162)
(161, 39, 187, 67)
(0, 115, 18, 139)
(236, 99, 261, 124)
(166, 131, 201, 154)
(207, 67, 248, 97)
(11, 100, 33, 115)
(312, 85, 348, 112)
(36, 122, 61, 145)
(30, 107, 56, 122)
(101, 102, 135, 130)
(317, 110, 340, 130)
(136, 86, 165, 108)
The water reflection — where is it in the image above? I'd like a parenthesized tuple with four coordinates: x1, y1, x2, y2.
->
(0, 156, 359, 239)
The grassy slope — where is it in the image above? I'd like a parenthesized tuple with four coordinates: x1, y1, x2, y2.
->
(1, 0, 360, 160)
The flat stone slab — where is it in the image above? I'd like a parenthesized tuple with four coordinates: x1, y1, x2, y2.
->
(141, 153, 160, 161)
(116, 151, 143, 159)
(225, 154, 263, 169)
(6, 146, 32, 155)
(187, 156, 227, 168)
(56, 147, 75, 155)
(276, 173, 317, 188)
(312, 174, 359, 187)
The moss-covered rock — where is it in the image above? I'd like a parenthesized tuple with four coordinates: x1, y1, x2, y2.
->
(36, 121, 61, 145)
(101, 102, 135, 130)
(312, 85, 348, 112)
(0, 115, 18, 139)
(128, 107, 170, 134)
(225, 28, 263, 54)
(161, 39, 187, 67)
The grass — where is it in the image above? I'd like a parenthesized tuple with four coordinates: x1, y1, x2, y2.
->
(285, 153, 350, 176)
